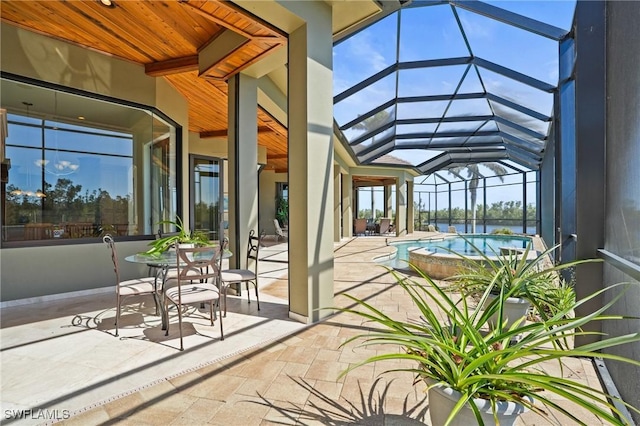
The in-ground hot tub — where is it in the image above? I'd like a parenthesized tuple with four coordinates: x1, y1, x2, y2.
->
(379, 234, 535, 279)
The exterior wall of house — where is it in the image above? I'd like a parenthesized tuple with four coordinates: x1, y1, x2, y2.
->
(259, 170, 287, 238)
(0, 24, 189, 303)
(602, 1, 640, 421)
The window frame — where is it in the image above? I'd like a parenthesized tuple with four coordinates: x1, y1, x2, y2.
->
(0, 72, 183, 248)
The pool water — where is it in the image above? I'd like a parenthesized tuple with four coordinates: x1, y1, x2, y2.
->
(381, 235, 533, 269)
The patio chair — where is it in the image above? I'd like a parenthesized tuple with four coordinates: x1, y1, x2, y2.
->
(163, 243, 225, 351)
(448, 226, 457, 233)
(377, 218, 391, 235)
(220, 230, 262, 317)
(274, 219, 287, 241)
(354, 218, 367, 236)
(103, 235, 161, 337)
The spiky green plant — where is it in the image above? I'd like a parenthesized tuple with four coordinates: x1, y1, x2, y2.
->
(446, 239, 599, 323)
(143, 216, 210, 256)
(336, 265, 640, 425)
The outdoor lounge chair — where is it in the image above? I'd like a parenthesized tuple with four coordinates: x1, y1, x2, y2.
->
(354, 218, 367, 236)
(377, 218, 391, 235)
(274, 219, 287, 241)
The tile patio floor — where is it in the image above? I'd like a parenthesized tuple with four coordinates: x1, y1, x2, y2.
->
(1, 233, 607, 425)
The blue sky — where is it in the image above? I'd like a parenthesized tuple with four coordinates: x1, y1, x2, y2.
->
(333, 1, 576, 212)
(333, 1, 575, 156)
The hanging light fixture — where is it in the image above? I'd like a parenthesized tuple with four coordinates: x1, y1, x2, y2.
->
(10, 102, 46, 198)
(35, 92, 79, 176)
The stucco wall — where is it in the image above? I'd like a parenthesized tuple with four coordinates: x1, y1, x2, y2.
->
(603, 1, 640, 421)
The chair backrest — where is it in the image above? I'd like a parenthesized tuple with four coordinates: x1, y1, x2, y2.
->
(103, 235, 121, 287)
(378, 218, 391, 234)
(246, 229, 261, 273)
(173, 242, 226, 296)
(448, 225, 457, 233)
(354, 218, 367, 234)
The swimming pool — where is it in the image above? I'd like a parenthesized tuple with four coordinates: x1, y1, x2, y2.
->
(379, 234, 534, 277)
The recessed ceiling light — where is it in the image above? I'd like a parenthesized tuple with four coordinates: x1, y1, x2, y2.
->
(78, 116, 85, 120)
(98, 0, 115, 8)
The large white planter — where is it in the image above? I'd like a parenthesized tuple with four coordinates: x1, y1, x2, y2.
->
(483, 294, 530, 331)
(427, 380, 530, 426)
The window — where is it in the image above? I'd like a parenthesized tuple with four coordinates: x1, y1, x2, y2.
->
(190, 155, 225, 243)
(1, 78, 179, 245)
(276, 182, 288, 201)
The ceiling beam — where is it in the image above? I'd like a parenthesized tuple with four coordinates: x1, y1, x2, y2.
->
(199, 29, 250, 77)
(267, 154, 288, 160)
(202, 42, 285, 80)
(145, 55, 199, 77)
(179, 1, 282, 41)
(452, 0, 568, 40)
(200, 125, 275, 139)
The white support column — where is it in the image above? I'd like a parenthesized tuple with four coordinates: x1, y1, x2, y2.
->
(227, 73, 258, 269)
(342, 172, 353, 238)
(384, 185, 392, 218)
(396, 178, 408, 236)
(286, 2, 334, 323)
(407, 180, 414, 234)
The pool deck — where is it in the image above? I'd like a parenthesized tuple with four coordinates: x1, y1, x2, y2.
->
(0, 232, 606, 425)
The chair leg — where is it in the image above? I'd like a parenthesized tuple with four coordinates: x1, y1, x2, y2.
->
(151, 291, 160, 316)
(246, 282, 251, 304)
(218, 297, 224, 340)
(209, 301, 214, 326)
(152, 270, 165, 316)
(164, 299, 170, 336)
(254, 281, 260, 311)
(115, 293, 120, 337)
(223, 286, 229, 317)
(178, 303, 184, 352)
(161, 300, 168, 331)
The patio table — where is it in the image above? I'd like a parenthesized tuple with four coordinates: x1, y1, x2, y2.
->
(125, 248, 232, 329)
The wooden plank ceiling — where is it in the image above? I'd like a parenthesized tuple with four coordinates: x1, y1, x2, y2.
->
(0, 0, 289, 172)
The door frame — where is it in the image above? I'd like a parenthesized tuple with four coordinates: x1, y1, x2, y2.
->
(189, 154, 225, 244)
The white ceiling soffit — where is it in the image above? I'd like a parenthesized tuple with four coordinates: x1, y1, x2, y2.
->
(328, 0, 384, 37)
(233, 0, 383, 37)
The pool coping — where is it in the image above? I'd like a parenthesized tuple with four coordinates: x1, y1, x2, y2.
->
(376, 234, 537, 275)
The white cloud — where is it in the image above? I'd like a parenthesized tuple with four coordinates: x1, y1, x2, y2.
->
(459, 14, 496, 42)
(346, 29, 389, 73)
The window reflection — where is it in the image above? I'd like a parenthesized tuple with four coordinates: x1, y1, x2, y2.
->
(1, 78, 178, 244)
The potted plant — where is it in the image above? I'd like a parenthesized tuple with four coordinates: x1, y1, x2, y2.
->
(142, 216, 210, 256)
(336, 265, 640, 426)
(446, 240, 599, 328)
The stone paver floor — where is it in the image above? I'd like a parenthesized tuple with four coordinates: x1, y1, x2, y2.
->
(1, 234, 606, 425)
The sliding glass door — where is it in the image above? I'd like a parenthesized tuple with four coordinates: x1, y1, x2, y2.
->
(190, 155, 225, 243)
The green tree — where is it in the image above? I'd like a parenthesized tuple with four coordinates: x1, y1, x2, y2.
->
(448, 163, 507, 233)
